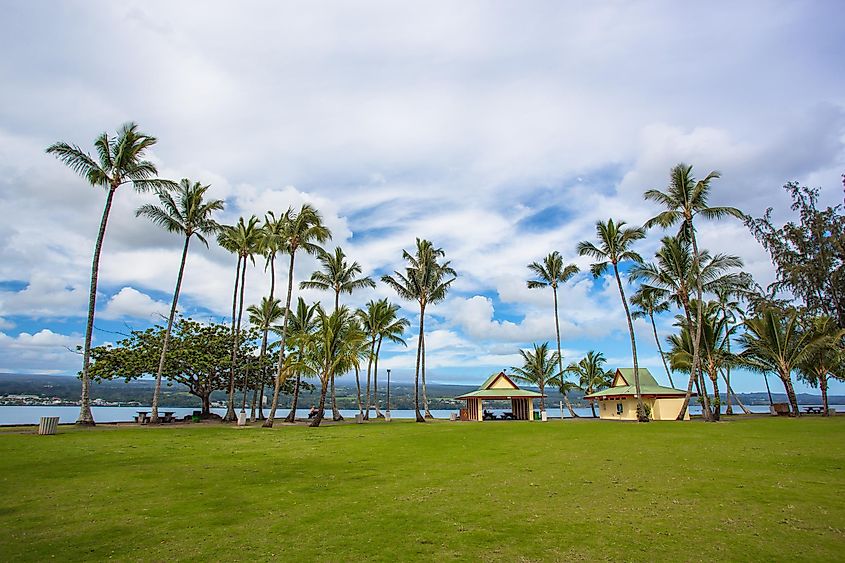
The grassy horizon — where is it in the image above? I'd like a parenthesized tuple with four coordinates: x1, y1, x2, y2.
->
(1, 418, 843, 561)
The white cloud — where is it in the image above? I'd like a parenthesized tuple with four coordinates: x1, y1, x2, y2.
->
(100, 287, 171, 321)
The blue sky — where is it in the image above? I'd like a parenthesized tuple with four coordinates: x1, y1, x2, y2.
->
(0, 1, 843, 396)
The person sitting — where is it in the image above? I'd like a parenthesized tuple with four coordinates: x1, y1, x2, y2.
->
(308, 405, 319, 419)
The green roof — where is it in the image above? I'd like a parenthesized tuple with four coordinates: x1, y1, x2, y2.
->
(583, 368, 690, 399)
(454, 388, 545, 399)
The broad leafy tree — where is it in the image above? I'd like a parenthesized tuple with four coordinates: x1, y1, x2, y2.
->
(526, 251, 580, 416)
(577, 219, 648, 421)
(46, 122, 175, 424)
(747, 181, 844, 329)
(382, 239, 456, 421)
(797, 316, 845, 415)
(136, 179, 223, 423)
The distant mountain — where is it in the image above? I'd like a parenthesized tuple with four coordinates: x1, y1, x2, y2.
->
(0, 373, 840, 408)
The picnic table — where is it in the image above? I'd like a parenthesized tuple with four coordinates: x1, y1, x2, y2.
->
(135, 411, 149, 424)
(803, 406, 825, 414)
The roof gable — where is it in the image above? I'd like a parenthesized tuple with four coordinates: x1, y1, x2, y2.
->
(484, 371, 519, 390)
(613, 368, 659, 388)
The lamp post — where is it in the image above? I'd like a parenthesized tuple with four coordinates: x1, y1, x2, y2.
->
(386, 369, 391, 418)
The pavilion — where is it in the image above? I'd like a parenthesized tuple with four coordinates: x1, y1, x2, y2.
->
(584, 368, 693, 420)
(454, 371, 544, 421)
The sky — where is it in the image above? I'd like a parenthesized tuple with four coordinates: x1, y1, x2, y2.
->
(0, 1, 843, 395)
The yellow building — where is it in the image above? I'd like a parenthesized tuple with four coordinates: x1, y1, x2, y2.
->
(454, 371, 544, 421)
(584, 368, 693, 421)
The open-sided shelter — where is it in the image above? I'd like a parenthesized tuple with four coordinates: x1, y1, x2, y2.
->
(584, 368, 692, 420)
(454, 371, 544, 421)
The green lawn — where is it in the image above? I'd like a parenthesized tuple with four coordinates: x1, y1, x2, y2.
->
(0, 417, 843, 561)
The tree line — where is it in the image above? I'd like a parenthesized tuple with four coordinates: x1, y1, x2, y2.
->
(48, 123, 843, 425)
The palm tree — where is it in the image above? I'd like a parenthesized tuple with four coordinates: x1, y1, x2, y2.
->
(307, 306, 365, 427)
(373, 302, 409, 418)
(526, 251, 580, 417)
(577, 219, 649, 422)
(382, 239, 456, 421)
(247, 296, 283, 421)
(797, 316, 845, 416)
(738, 308, 823, 416)
(301, 246, 375, 420)
(264, 204, 331, 427)
(630, 236, 745, 420)
(279, 298, 319, 422)
(631, 285, 674, 388)
(46, 122, 174, 425)
(644, 164, 745, 420)
(136, 179, 223, 423)
(713, 282, 752, 415)
(217, 216, 263, 422)
(564, 351, 613, 417)
(667, 300, 732, 420)
(511, 342, 560, 412)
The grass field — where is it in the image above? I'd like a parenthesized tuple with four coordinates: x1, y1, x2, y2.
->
(0, 417, 843, 561)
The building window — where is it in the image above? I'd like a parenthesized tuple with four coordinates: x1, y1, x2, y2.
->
(616, 403, 623, 415)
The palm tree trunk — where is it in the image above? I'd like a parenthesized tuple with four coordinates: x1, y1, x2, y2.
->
(780, 372, 800, 416)
(255, 255, 277, 421)
(151, 235, 191, 423)
(310, 376, 329, 427)
(710, 371, 720, 421)
(284, 363, 301, 423)
(330, 376, 342, 420)
(553, 286, 578, 417)
(374, 337, 384, 418)
(650, 311, 674, 387)
(720, 371, 751, 414)
(590, 396, 597, 418)
(422, 329, 432, 419)
(354, 365, 363, 415)
(613, 264, 647, 422)
(689, 228, 711, 422)
(224, 255, 243, 422)
(265, 251, 296, 428)
(821, 375, 829, 416)
(677, 303, 711, 420)
(724, 323, 733, 415)
(364, 338, 375, 420)
(414, 305, 425, 422)
(77, 186, 119, 425)
(763, 372, 774, 407)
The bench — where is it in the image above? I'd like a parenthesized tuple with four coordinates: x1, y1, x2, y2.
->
(803, 406, 825, 415)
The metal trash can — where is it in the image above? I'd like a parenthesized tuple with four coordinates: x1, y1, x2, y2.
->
(384, 413, 391, 422)
(533, 411, 540, 420)
(541, 411, 548, 422)
(355, 413, 364, 424)
(38, 416, 59, 435)
(237, 412, 247, 426)
(450, 412, 458, 421)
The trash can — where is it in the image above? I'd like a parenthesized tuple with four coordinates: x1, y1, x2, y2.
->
(384, 413, 391, 422)
(450, 412, 458, 421)
(541, 411, 548, 422)
(237, 412, 247, 426)
(355, 413, 364, 424)
(192, 410, 201, 423)
(533, 411, 540, 420)
(38, 416, 59, 435)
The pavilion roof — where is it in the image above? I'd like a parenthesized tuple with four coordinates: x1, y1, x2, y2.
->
(454, 371, 546, 400)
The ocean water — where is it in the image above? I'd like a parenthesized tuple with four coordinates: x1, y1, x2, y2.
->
(1, 404, 839, 425)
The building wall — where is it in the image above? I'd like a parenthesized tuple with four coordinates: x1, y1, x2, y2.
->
(652, 397, 690, 420)
(597, 397, 690, 420)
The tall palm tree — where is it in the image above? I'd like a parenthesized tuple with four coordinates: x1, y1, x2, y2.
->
(264, 204, 331, 427)
(217, 216, 263, 422)
(279, 297, 319, 422)
(526, 251, 580, 416)
(373, 302, 409, 418)
(382, 239, 456, 421)
(644, 164, 745, 420)
(301, 246, 375, 420)
(358, 300, 384, 420)
(136, 179, 223, 423)
(247, 296, 283, 421)
(577, 219, 648, 421)
(307, 306, 365, 427)
(630, 236, 745, 420)
(631, 285, 674, 387)
(46, 122, 174, 425)
(738, 308, 823, 416)
(797, 316, 845, 416)
(511, 342, 560, 412)
(564, 351, 614, 417)
(713, 283, 751, 414)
